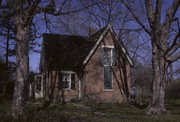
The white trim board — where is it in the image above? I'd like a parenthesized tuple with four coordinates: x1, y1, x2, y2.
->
(82, 24, 133, 66)
(109, 27, 133, 66)
(102, 45, 114, 48)
(83, 24, 111, 65)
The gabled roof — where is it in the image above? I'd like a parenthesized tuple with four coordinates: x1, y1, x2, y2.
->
(41, 24, 133, 70)
(43, 34, 93, 68)
(42, 28, 105, 69)
(83, 24, 133, 66)
(109, 26, 133, 66)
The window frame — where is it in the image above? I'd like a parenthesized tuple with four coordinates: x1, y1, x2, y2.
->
(101, 46, 115, 91)
(35, 74, 44, 93)
(103, 66, 113, 90)
(60, 71, 75, 90)
(101, 46, 116, 66)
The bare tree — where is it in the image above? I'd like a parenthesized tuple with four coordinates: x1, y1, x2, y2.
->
(120, 0, 180, 114)
(0, 0, 97, 118)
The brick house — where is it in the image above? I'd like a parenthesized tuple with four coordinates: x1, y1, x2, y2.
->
(35, 24, 133, 103)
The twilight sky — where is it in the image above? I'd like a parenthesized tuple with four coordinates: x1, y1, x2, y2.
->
(29, 1, 180, 73)
(0, 0, 179, 74)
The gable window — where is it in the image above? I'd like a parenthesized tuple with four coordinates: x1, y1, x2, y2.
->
(59, 71, 75, 90)
(101, 46, 117, 66)
(100, 46, 116, 90)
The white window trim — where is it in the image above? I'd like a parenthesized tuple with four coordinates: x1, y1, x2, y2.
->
(102, 46, 114, 90)
(60, 71, 74, 90)
(109, 27, 133, 66)
(83, 24, 111, 65)
(102, 45, 114, 48)
(102, 46, 114, 66)
(103, 89, 114, 91)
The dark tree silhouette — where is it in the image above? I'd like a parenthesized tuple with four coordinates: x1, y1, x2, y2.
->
(0, 0, 97, 118)
(120, 0, 180, 114)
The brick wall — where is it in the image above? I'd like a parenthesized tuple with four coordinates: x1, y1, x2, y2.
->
(84, 31, 131, 103)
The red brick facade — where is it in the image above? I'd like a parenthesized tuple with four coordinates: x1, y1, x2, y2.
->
(83, 31, 131, 103)
(43, 30, 131, 103)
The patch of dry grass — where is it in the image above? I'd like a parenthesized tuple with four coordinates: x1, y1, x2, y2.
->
(0, 99, 180, 122)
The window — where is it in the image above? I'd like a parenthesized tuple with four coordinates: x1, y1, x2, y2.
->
(101, 46, 117, 66)
(104, 66, 113, 90)
(59, 71, 75, 90)
(36, 76, 42, 92)
(103, 48, 112, 65)
(100, 46, 116, 90)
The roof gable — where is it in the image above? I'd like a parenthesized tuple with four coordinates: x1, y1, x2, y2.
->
(42, 27, 106, 69)
(83, 24, 133, 66)
(83, 25, 110, 65)
(109, 27, 133, 66)
(41, 24, 133, 70)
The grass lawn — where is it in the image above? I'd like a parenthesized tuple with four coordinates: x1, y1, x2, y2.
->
(0, 99, 180, 122)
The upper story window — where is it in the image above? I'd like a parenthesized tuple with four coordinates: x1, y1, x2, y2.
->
(101, 46, 117, 66)
(99, 46, 117, 90)
(59, 71, 75, 90)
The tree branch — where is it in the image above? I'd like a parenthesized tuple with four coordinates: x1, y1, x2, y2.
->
(0, 11, 14, 18)
(144, 0, 154, 26)
(55, 0, 67, 15)
(167, 32, 180, 53)
(35, 0, 55, 14)
(163, 0, 180, 27)
(120, 0, 151, 35)
(167, 43, 180, 57)
(36, 1, 98, 16)
(167, 51, 180, 63)
(154, 0, 162, 26)
(165, 18, 180, 56)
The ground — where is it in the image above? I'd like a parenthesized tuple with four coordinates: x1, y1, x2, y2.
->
(0, 99, 180, 122)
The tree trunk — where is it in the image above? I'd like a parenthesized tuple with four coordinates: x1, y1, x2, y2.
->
(11, 16, 29, 118)
(6, 25, 10, 76)
(146, 41, 168, 115)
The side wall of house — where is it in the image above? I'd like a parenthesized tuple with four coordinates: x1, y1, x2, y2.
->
(84, 31, 131, 103)
(45, 70, 80, 102)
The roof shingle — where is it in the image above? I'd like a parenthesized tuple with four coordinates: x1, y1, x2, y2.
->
(43, 27, 105, 69)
